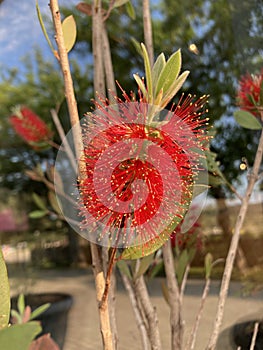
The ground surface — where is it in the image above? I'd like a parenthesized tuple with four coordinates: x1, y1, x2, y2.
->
(8, 268, 263, 350)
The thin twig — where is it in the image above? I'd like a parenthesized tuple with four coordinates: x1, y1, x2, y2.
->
(186, 278, 211, 350)
(100, 248, 117, 310)
(162, 241, 183, 349)
(180, 263, 190, 305)
(250, 322, 259, 350)
(142, 0, 154, 67)
(50, 108, 77, 174)
(207, 125, 263, 350)
(134, 275, 163, 350)
(103, 0, 116, 22)
(120, 271, 150, 350)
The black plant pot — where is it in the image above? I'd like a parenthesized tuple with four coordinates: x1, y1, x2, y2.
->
(232, 319, 263, 350)
(11, 293, 73, 349)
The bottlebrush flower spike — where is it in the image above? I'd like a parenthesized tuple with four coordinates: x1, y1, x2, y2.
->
(9, 106, 53, 147)
(237, 69, 263, 117)
(75, 92, 209, 259)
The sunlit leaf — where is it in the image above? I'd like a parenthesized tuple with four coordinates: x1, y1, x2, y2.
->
(0, 322, 41, 350)
(152, 53, 166, 95)
(125, 1, 136, 20)
(176, 250, 189, 286)
(29, 210, 48, 219)
(36, 1, 55, 53)
(17, 294, 25, 316)
(113, 0, 130, 8)
(0, 247, 10, 329)
(234, 110, 262, 130)
(29, 303, 50, 321)
(62, 15, 77, 53)
(155, 49, 182, 97)
(141, 43, 153, 103)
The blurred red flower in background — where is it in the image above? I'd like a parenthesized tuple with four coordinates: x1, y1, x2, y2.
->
(9, 106, 53, 146)
(237, 69, 263, 117)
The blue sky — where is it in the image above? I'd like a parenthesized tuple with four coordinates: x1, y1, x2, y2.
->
(0, 0, 78, 76)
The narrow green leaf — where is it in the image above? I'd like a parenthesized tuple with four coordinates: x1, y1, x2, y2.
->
(29, 210, 48, 219)
(234, 110, 262, 130)
(156, 49, 182, 97)
(0, 322, 41, 350)
(133, 74, 148, 99)
(48, 191, 62, 215)
(161, 70, 189, 107)
(62, 15, 77, 53)
(152, 53, 166, 96)
(36, 1, 55, 53)
(17, 294, 25, 316)
(148, 260, 163, 279)
(30, 303, 50, 321)
(176, 250, 189, 286)
(116, 260, 132, 280)
(205, 253, 213, 279)
(32, 193, 46, 211)
(113, 0, 129, 8)
(10, 310, 22, 324)
(125, 1, 136, 20)
(131, 37, 143, 57)
(141, 43, 153, 103)
(0, 247, 10, 329)
(134, 254, 154, 278)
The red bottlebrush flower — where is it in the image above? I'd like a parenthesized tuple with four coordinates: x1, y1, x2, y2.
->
(237, 69, 263, 117)
(77, 95, 209, 257)
(9, 106, 53, 146)
(170, 217, 202, 251)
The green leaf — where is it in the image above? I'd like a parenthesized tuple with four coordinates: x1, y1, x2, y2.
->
(125, 1, 136, 20)
(131, 37, 143, 57)
(0, 322, 41, 350)
(156, 49, 182, 97)
(141, 43, 153, 103)
(29, 210, 48, 219)
(234, 110, 262, 130)
(113, 0, 130, 8)
(36, 1, 55, 53)
(134, 254, 154, 279)
(32, 193, 46, 211)
(133, 74, 148, 98)
(17, 294, 25, 316)
(62, 15, 77, 53)
(148, 260, 163, 279)
(48, 191, 62, 215)
(116, 260, 132, 280)
(30, 303, 50, 321)
(152, 53, 166, 96)
(176, 250, 189, 286)
(161, 70, 189, 107)
(0, 247, 10, 329)
(10, 310, 22, 324)
(205, 253, 213, 279)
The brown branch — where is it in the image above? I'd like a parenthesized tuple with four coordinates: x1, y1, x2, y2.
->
(49, 1, 113, 348)
(50, 108, 77, 173)
(162, 241, 183, 350)
(120, 271, 150, 349)
(142, 0, 154, 67)
(134, 275, 162, 350)
(186, 278, 211, 350)
(207, 125, 263, 350)
(92, 0, 105, 97)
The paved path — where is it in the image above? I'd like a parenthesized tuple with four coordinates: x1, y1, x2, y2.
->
(9, 268, 263, 350)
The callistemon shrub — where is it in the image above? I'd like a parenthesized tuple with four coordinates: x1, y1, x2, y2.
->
(54, 47, 209, 259)
(9, 106, 53, 148)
